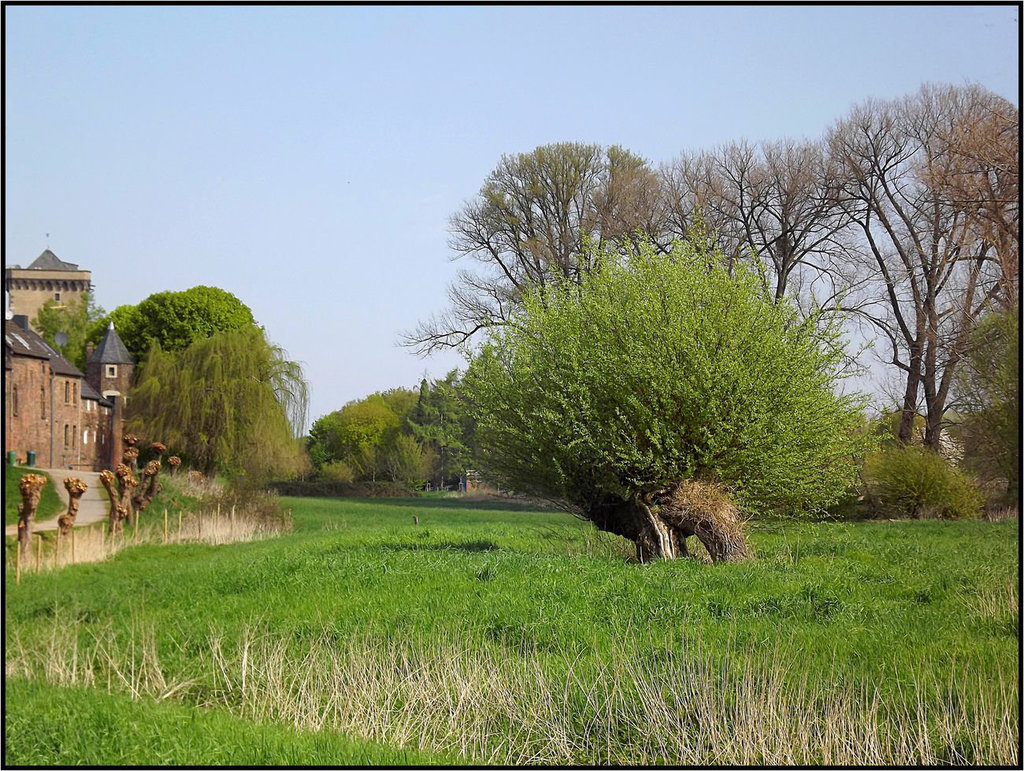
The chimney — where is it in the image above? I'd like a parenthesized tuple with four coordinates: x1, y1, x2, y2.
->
(12, 314, 29, 331)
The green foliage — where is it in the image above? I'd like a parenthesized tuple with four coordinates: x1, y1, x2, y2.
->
(409, 370, 471, 487)
(307, 388, 430, 485)
(32, 292, 106, 370)
(126, 326, 309, 483)
(89, 286, 256, 362)
(954, 308, 1019, 501)
(4, 467, 63, 527)
(463, 236, 870, 516)
(863, 445, 983, 520)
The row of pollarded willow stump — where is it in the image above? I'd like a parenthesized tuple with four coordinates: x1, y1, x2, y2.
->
(14, 435, 182, 558)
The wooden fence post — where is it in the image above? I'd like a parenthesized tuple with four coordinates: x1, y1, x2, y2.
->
(178, 511, 183, 540)
(16, 543, 21, 586)
(35, 536, 42, 574)
(163, 509, 168, 544)
(71, 528, 76, 564)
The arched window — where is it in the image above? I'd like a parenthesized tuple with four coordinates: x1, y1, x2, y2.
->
(64, 424, 70, 447)
(12, 386, 18, 416)
(40, 385, 46, 419)
(65, 381, 71, 404)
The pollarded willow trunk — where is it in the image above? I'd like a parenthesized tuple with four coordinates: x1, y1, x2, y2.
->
(114, 464, 138, 529)
(99, 470, 123, 536)
(648, 480, 750, 563)
(17, 474, 48, 559)
(57, 477, 88, 536)
(167, 456, 182, 476)
(587, 480, 750, 563)
(132, 460, 162, 514)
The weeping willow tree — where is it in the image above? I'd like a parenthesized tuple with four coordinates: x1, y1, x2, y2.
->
(127, 326, 310, 483)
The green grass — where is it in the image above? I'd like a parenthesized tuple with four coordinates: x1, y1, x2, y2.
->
(5, 466, 63, 527)
(4, 678, 456, 765)
(4, 495, 1018, 764)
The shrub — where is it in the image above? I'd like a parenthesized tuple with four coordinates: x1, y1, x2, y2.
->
(321, 461, 356, 484)
(863, 445, 983, 519)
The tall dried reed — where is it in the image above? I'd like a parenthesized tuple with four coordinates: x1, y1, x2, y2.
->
(6, 507, 289, 575)
(6, 613, 1017, 766)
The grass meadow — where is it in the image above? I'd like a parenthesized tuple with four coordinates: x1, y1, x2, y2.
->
(4, 493, 1019, 765)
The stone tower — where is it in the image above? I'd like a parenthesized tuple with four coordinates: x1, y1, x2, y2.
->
(86, 322, 135, 469)
(5, 250, 93, 330)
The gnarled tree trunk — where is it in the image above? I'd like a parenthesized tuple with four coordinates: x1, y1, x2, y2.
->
(587, 480, 750, 563)
(115, 464, 138, 528)
(132, 460, 162, 514)
(17, 474, 48, 559)
(58, 477, 88, 536)
(99, 470, 123, 536)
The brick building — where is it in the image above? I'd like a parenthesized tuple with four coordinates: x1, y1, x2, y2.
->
(4, 316, 132, 470)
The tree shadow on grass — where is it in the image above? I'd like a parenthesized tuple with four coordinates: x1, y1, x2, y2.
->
(376, 539, 501, 553)
(354, 496, 560, 513)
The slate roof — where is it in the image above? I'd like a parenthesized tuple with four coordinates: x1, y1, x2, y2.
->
(4, 320, 84, 377)
(26, 249, 80, 271)
(80, 378, 113, 407)
(88, 323, 133, 364)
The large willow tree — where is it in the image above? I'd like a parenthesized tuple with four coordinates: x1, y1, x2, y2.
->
(463, 236, 869, 562)
(127, 326, 309, 482)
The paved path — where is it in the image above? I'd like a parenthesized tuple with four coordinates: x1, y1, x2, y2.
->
(5, 468, 108, 536)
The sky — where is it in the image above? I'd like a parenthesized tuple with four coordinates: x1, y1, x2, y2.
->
(4, 5, 1019, 430)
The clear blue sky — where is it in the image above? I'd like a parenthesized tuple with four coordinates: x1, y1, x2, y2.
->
(4, 5, 1019, 429)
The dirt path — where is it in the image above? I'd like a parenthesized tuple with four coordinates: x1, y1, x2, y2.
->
(5, 468, 108, 537)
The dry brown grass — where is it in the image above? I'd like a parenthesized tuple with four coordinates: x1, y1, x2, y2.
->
(6, 616, 1017, 766)
(6, 506, 289, 575)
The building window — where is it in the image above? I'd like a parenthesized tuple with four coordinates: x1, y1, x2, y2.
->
(54, 292, 61, 301)
(12, 386, 18, 416)
(73, 382, 78, 402)
(106, 365, 118, 378)
(65, 381, 71, 404)
(73, 425, 77, 449)
(40, 386, 46, 419)
(83, 429, 89, 446)
(64, 424, 70, 448)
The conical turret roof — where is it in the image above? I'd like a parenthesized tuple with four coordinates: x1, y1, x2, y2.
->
(27, 249, 79, 271)
(88, 322, 133, 364)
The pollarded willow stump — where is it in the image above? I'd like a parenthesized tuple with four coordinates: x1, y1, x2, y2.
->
(123, 434, 140, 476)
(588, 479, 751, 564)
(150, 442, 167, 458)
(114, 464, 138, 530)
(132, 460, 162, 514)
(17, 474, 48, 559)
(99, 470, 121, 536)
(644, 480, 751, 563)
(167, 456, 182, 477)
(57, 477, 89, 536)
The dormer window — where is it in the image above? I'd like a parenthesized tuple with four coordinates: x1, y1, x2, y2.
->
(106, 365, 118, 378)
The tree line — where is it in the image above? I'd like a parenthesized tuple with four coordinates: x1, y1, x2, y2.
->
(404, 83, 1017, 462)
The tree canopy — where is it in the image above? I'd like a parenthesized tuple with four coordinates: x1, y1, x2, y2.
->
(32, 292, 106, 370)
(307, 388, 433, 487)
(90, 286, 256, 362)
(404, 142, 665, 354)
(462, 236, 869, 561)
(126, 326, 309, 483)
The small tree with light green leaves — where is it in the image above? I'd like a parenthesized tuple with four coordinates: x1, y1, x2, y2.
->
(463, 236, 870, 562)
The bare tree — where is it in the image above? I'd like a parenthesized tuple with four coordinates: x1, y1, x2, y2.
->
(662, 139, 859, 310)
(828, 84, 1012, 448)
(403, 142, 667, 354)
